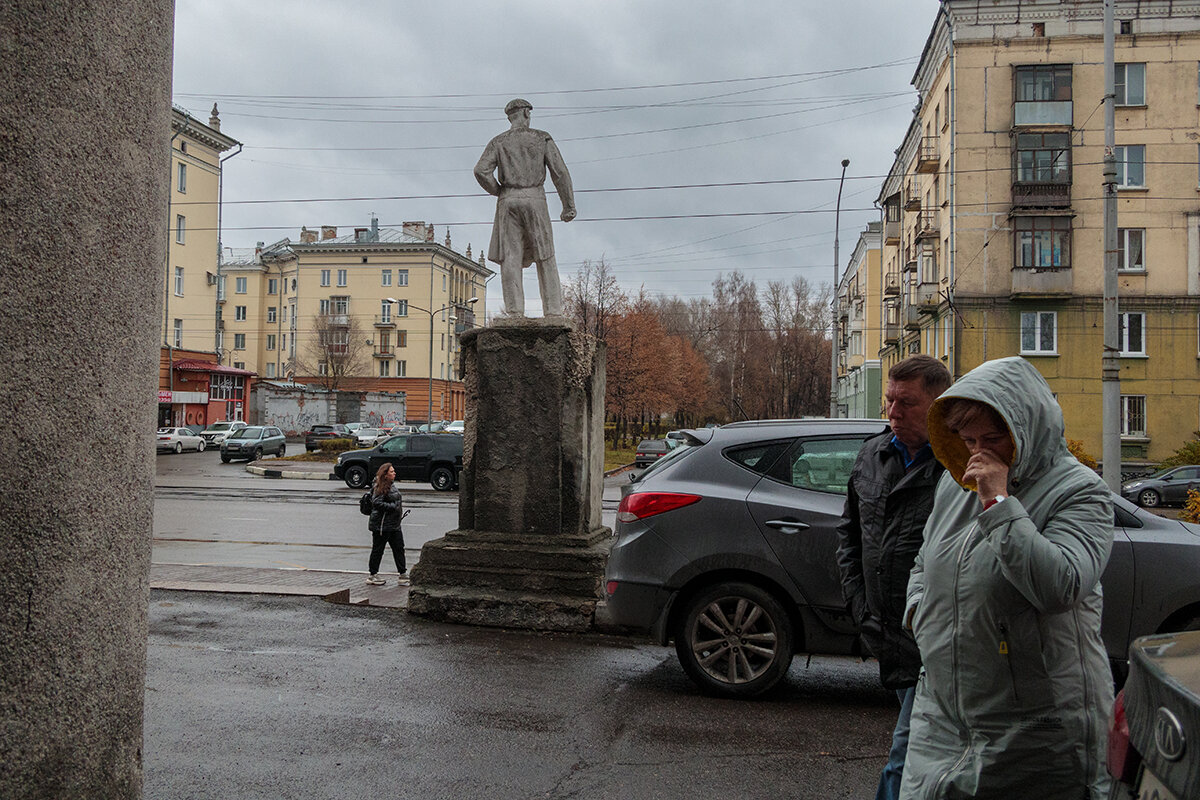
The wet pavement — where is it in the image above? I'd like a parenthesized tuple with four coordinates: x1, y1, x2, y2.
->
(144, 591, 895, 800)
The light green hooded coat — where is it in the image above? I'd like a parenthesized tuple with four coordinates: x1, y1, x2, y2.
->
(900, 358, 1114, 800)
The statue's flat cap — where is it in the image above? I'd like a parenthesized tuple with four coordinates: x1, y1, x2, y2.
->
(504, 98, 533, 115)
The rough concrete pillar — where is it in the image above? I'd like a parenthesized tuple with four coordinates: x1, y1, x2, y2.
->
(0, 2, 174, 797)
(409, 321, 611, 631)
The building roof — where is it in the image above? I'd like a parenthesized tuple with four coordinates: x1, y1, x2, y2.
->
(173, 359, 256, 376)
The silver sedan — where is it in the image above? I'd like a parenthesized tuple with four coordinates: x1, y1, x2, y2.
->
(156, 427, 205, 454)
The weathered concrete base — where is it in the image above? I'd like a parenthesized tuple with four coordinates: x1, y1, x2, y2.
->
(409, 321, 610, 631)
(407, 528, 611, 632)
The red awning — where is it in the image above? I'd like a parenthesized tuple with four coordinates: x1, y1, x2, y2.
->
(173, 359, 257, 376)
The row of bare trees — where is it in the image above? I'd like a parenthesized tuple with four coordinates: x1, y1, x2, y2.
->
(565, 259, 832, 446)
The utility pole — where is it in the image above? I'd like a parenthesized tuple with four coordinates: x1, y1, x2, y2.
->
(1102, 0, 1122, 490)
(830, 158, 850, 418)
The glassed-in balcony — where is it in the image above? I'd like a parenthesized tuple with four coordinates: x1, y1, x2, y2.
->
(1014, 100, 1072, 126)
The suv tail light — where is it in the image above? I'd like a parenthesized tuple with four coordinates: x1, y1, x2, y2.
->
(617, 492, 701, 522)
(1106, 689, 1139, 782)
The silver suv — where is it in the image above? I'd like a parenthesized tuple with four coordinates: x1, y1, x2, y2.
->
(601, 419, 1200, 698)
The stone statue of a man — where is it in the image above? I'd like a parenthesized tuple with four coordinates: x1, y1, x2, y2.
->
(474, 98, 575, 318)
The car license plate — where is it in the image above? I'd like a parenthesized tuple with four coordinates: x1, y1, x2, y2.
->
(1136, 765, 1178, 800)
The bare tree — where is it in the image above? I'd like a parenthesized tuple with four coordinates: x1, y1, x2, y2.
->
(565, 257, 625, 340)
(294, 312, 370, 392)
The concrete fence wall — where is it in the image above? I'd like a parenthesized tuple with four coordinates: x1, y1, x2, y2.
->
(251, 385, 406, 435)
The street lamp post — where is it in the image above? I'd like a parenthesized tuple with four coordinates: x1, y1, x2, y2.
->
(387, 296, 478, 430)
(830, 158, 850, 418)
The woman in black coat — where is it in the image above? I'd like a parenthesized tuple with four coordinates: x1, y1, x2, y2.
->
(366, 463, 406, 585)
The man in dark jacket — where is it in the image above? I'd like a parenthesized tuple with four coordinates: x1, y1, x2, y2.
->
(836, 354, 951, 800)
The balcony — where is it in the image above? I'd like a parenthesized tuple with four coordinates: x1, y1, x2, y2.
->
(916, 136, 939, 174)
(884, 219, 901, 244)
(883, 322, 900, 344)
(374, 314, 396, 328)
(1011, 267, 1073, 297)
(325, 314, 349, 327)
(904, 194, 922, 212)
(1014, 100, 1072, 127)
(1011, 180, 1071, 208)
(838, 306, 849, 322)
(373, 347, 395, 359)
(903, 305, 922, 330)
(902, 258, 917, 273)
(917, 282, 940, 310)
(884, 272, 901, 296)
(914, 211, 939, 240)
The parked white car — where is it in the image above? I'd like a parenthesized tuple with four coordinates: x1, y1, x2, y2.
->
(355, 428, 389, 447)
(444, 420, 465, 434)
(199, 420, 247, 447)
(157, 427, 205, 453)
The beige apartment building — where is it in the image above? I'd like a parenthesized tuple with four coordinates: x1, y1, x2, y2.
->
(834, 222, 883, 417)
(224, 221, 492, 424)
(876, 0, 1200, 464)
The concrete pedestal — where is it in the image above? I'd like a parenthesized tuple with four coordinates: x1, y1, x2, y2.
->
(408, 319, 610, 631)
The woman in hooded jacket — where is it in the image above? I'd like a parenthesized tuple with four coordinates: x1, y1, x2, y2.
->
(365, 463, 406, 586)
(900, 357, 1113, 800)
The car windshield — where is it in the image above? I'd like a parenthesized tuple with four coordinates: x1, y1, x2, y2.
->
(209, 422, 233, 432)
(229, 427, 263, 440)
(632, 442, 696, 482)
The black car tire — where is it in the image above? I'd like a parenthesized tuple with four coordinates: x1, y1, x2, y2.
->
(1138, 488, 1161, 508)
(220, 454, 231, 463)
(197, 440, 205, 452)
(174, 442, 182, 454)
(252, 447, 263, 461)
(431, 466, 455, 491)
(674, 581, 795, 698)
(278, 444, 286, 458)
(344, 464, 369, 489)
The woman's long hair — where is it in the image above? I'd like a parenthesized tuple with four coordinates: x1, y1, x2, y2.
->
(374, 463, 394, 496)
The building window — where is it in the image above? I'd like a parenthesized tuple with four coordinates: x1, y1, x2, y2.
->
(1115, 145, 1145, 188)
(173, 319, 182, 348)
(380, 360, 390, 377)
(1118, 229, 1145, 272)
(234, 333, 246, 350)
(382, 270, 392, 287)
(233, 361, 245, 370)
(395, 300, 408, 317)
(266, 363, 276, 379)
(380, 300, 392, 323)
(175, 215, 186, 244)
(397, 330, 408, 347)
(319, 299, 330, 316)
(177, 163, 187, 193)
(1119, 312, 1146, 356)
(236, 276, 247, 294)
(267, 306, 277, 324)
(337, 269, 347, 287)
(1121, 395, 1146, 437)
(397, 269, 409, 286)
(1115, 63, 1146, 106)
(1014, 132, 1070, 183)
(268, 278, 278, 295)
(1020, 311, 1057, 355)
(320, 269, 331, 287)
(174, 266, 184, 296)
(1014, 64, 1072, 126)
(332, 296, 349, 315)
(318, 362, 328, 376)
(397, 360, 407, 377)
(1014, 216, 1071, 269)
(266, 334, 276, 351)
(281, 333, 286, 353)
(235, 305, 247, 321)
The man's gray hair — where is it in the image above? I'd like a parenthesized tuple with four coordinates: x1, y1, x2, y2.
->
(888, 354, 952, 395)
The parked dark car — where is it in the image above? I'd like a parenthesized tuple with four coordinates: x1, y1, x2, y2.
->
(304, 423, 351, 452)
(334, 433, 463, 491)
(1107, 630, 1200, 800)
(634, 439, 670, 468)
(220, 425, 287, 462)
(1122, 465, 1200, 508)
(602, 420, 1200, 697)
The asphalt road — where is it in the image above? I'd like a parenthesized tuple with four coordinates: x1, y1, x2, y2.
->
(144, 591, 896, 800)
(153, 448, 623, 571)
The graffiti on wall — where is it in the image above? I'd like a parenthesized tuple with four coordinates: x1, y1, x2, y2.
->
(267, 410, 322, 437)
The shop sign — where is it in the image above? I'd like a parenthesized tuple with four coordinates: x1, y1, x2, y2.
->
(158, 391, 172, 403)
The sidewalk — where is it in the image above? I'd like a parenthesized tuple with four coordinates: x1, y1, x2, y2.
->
(150, 563, 409, 608)
(244, 459, 338, 480)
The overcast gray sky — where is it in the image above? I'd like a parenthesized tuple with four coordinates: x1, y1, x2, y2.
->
(172, 0, 942, 315)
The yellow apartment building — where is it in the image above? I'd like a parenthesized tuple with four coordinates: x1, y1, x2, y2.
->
(835, 221, 884, 417)
(226, 220, 492, 424)
(878, 0, 1200, 465)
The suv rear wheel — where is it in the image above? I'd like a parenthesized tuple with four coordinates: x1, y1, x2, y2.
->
(344, 464, 368, 489)
(430, 466, 455, 491)
(673, 581, 794, 698)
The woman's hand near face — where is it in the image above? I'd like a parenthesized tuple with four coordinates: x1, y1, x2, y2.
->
(963, 450, 1009, 501)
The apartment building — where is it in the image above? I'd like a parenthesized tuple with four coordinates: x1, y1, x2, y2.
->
(835, 222, 884, 417)
(225, 220, 492, 424)
(875, 0, 1200, 463)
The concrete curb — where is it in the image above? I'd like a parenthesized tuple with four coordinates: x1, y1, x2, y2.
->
(245, 464, 339, 480)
